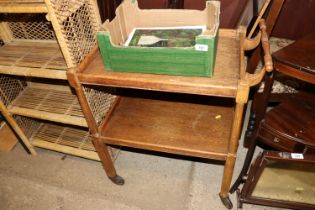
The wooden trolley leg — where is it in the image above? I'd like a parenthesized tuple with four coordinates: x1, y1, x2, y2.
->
(231, 72, 275, 193)
(219, 102, 246, 209)
(0, 101, 37, 155)
(92, 135, 124, 185)
(67, 69, 124, 185)
(220, 155, 236, 209)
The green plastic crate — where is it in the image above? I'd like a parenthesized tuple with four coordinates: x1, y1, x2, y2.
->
(97, 0, 220, 77)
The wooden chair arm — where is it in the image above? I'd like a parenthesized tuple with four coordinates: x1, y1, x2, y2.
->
(245, 19, 273, 87)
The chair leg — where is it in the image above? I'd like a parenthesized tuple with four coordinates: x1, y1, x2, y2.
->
(92, 137, 124, 185)
(236, 189, 243, 210)
(229, 136, 257, 193)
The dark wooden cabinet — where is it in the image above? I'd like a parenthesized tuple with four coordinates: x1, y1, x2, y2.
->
(97, 0, 184, 21)
(272, 0, 315, 39)
(137, 0, 168, 9)
(97, 0, 122, 21)
(184, 0, 249, 28)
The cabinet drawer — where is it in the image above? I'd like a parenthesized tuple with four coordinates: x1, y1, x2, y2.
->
(258, 123, 304, 152)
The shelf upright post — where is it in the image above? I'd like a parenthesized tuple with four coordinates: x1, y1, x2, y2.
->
(0, 101, 37, 155)
(67, 67, 123, 184)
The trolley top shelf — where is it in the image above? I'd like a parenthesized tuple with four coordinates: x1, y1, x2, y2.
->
(74, 29, 241, 98)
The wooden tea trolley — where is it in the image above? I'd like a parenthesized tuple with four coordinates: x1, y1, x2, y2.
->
(67, 19, 272, 208)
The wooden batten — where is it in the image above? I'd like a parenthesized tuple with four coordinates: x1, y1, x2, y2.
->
(90, 0, 102, 28)
(0, 4, 48, 13)
(26, 82, 72, 92)
(0, 22, 13, 44)
(0, 101, 37, 155)
(247, 0, 271, 38)
(8, 107, 88, 127)
(219, 29, 238, 38)
(238, 26, 246, 80)
(0, 66, 67, 79)
(32, 139, 100, 160)
(44, 0, 74, 67)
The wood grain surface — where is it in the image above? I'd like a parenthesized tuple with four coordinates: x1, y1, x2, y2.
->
(101, 94, 234, 160)
(77, 29, 240, 97)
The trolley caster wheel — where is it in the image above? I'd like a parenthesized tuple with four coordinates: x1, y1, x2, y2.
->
(220, 195, 233, 209)
(109, 175, 125, 185)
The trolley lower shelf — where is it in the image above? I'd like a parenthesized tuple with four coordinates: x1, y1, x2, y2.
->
(101, 95, 234, 160)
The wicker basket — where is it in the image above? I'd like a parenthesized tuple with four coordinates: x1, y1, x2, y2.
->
(0, 1, 118, 159)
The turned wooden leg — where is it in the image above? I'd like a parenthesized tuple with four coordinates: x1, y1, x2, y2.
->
(92, 136, 124, 185)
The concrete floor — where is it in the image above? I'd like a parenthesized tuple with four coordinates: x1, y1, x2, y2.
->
(0, 104, 286, 210)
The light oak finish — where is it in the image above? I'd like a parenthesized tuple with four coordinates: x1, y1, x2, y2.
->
(0, 1, 46, 13)
(0, 4, 47, 13)
(0, 0, 44, 2)
(30, 122, 100, 161)
(0, 0, 105, 159)
(101, 96, 234, 160)
(32, 139, 100, 160)
(0, 41, 67, 79)
(0, 100, 37, 155)
(68, 19, 271, 209)
(77, 29, 240, 97)
(8, 86, 87, 127)
(247, 0, 271, 38)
